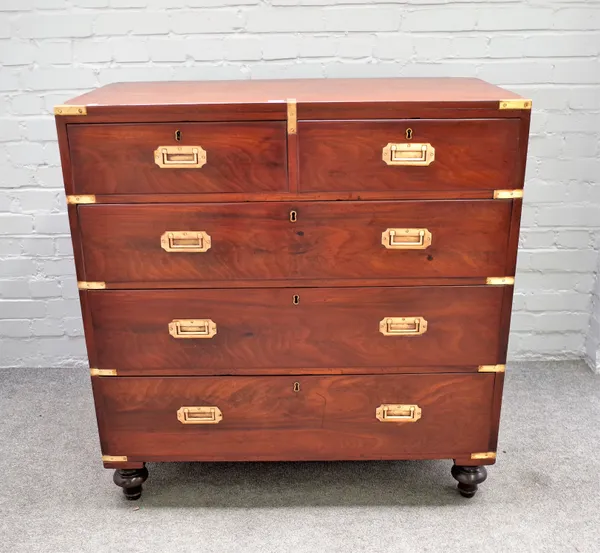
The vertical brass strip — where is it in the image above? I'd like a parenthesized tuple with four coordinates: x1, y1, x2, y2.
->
(90, 368, 117, 377)
(287, 98, 297, 135)
(471, 452, 497, 460)
(478, 365, 506, 373)
(102, 455, 128, 462)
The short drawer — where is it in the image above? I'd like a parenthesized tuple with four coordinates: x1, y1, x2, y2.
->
(86, 286, 506, 373)
(68, 122, 287, 195)
(78, 200, 512, 284)
(298, 119, 521, 192)
(93, 373, 495, 461)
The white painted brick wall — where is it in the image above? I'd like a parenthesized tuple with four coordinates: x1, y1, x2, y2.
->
(0, 0, 599, 370)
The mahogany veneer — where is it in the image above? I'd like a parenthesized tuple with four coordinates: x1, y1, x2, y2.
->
(55, 77, 531, 500)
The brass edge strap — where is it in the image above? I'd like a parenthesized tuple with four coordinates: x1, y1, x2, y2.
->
(90, 368, 117, 377)
(287, 98, 297, 135)
(77, 281, 106, 290)
(494, 189, 524, 200)
(67, 195, 96, 204)
(478, 364, 506, 373)
(471, 452, 497, 460)
(499, 99, 532, 110)
(486, 277, 515, 286)
(54, 105, 87, 116)
(102, 455, 128, 462)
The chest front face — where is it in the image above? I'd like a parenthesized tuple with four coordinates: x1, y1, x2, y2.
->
(55, 78, 530, 498)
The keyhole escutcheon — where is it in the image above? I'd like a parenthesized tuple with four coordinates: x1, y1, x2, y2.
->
(293, 294, 300, 305)
(175, 129, 182, 141)
(405, 128, 413, 140)
(293, 382, 300, 392)
(290, 210, 297, 222)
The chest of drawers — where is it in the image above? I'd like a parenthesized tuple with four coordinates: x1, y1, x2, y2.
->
(55, 78, 531, 500)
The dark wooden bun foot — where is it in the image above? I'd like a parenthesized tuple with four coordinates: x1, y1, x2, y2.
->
(113, 466, 149, 500)
(451, 464, 487, 498)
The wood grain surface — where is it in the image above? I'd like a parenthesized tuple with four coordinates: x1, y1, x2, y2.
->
(88, 286, 505, 372)
(299, 119, 520, 192)
(93, 373, 495, 461)
(68, 122, 287, 194)
(78, 200, 513, 284)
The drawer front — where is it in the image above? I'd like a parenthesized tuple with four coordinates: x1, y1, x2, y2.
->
(78, 200, 512, 284)
(93, 373, 495, 461)
(68, 122, 287, 195)
(298, 119, 520, 192)
(88, 286, 505, 372)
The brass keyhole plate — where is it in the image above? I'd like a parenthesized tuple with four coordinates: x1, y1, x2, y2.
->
(290, 210, 297, 222)
(292, 294, 300, 305)
(293, 382, 300, 392)
(405, 128, 413, 140)
(175, 129, 182, 142)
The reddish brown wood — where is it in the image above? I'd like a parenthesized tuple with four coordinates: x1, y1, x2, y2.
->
(92, 373, 495, 461)
(298, 119, 521, 192)
(78, 200, 512, 285)
(68, 122, 287, 195)
(488, 372, 505, 453)
(87, 286, 505, 372)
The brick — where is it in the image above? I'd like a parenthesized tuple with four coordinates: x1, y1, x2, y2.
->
(0, 214, 33, 235)
(74, 40, 112, 63)
(478, 8, 554, 31)
(34, 41, 72, 65)
(0, 39, 35, 66)
(34, 0, 67, 8)
(568, 88, 600, 110)
(299, 37, 336, 58)
(0, 119, 22, 143)
(325, 8, 401, 32)
(58, 276, 79, 299)
(29, 280, 61, 298)
(0, 300, 46, 319)
(32, 319, 65, 337)
(74, 0, 108, 6)
(47, 299, 81, 318)
(0, 320, 32, 338)
(520, 230, 555, 249)
(22, 237, 55, 256)
(1, 0, 34, 10)
(516, 273, 595, 294)
(23, 119, 57, 142)
(246, 8, 324, 32)
(0, 279, 30, 298)
(0, 259, 36, 278)
(171, 10, 243, 34)
(15, 14, 94, 39)
(556, 230, 594, 250)
(521, 250, 598, 273)
(0, 238, 22, 256)
(0, 18, 9, 39)
(223, 37, 262, 61)
(553, 8, 600, 31)
(488, 35, 524, 59)
(554, 59, 600, 84)
(525, 292, 591, 313)
(20, 67, 97, 91)
(525, 34, 600, 58)
(34, 213, 70, 234)
(185, 38, 225, 61)
(41, 259, 76, 277)
(64, 317, 84, 337)
(512, 312, 589, 333)
(147, 38, 187, 63)
(373, 35, 413, 60)
(403, 8, 477, 32)
(478, 60, 553, 85)
(110, 0, 146, 7)
(55, 237, 74, 256)
(262, 36, 300, 61)
(337, 36, 375, 59)
(111, 39, 150, 62)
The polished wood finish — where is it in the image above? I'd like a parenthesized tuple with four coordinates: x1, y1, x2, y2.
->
(68, 122, 287, 195)
(87, 286, 505, 372)
(299, 119, 521, 192)
(78, 200, 512, 285)
(93, 374, 494, 462)
(55, 77, 530, 499)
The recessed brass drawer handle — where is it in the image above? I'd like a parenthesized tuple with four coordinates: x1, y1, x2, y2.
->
(376, 404, 422, 423)
(382, 143, 435, 166)
(177, 406, 222, 424)
(379, 316, 428, 336)
(154, 145, 207, 169)
(160, 231, 211, 253)
(169, 319, 217, 339)
(382, 228, 432, 249)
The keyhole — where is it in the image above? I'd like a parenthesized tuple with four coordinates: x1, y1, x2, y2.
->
(293, 382, 300, 392)
(405, 128, 413, 140)
(292, 294, 300, 305)
(290, 210, 297, 222)
(175, 129, 182, 142)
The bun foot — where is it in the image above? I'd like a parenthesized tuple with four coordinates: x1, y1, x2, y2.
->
(113, 466, 149, 500)
(451, 464, 487, 498)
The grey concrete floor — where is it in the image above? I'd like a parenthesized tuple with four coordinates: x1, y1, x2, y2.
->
(0, 362, 598, 553)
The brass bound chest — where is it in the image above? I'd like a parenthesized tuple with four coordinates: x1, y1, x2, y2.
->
(55, 78, 531, 499)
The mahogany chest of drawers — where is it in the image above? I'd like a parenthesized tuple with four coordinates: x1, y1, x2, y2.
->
(55, 78, 531, 500)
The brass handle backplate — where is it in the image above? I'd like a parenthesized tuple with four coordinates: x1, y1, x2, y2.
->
(376, 404, 422, 423)
(169, 319, 217, 339)
(379, 317, 427, 336)
(177, 406, 222, 424)
(154, 145, 207, 169)
(382, 228, 432, 250)
(161, 231, 211, 253)
(382, 143, 435, 166)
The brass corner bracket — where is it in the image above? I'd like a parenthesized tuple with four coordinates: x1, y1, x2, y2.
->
(54, 105, 87, 116)
(499, 99, 532, 110)
(471, 452, 497, 461)
(77, 281, 106, 290)
(478, 364, 506, 373)
(486, 277, 515, 286)
(494, 189, 524, 200)
(287, 98, 297, 135)
(90, 368, 117, 377)
(102, 455, 128, 463)
(67, 195, 96, 205)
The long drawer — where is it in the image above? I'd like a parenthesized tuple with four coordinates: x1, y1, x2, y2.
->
(78, 200, 512, 284)
(298, 119, 521, 192)
(67, 122, 288, 195)
(93, 373, 495, 461)
(86, 286, 506, 373)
